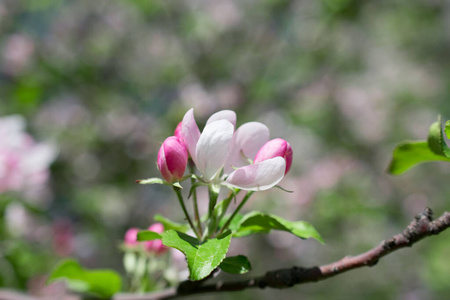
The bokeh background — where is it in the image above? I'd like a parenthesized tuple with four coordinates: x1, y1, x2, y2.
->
(1, 0, 450, 299)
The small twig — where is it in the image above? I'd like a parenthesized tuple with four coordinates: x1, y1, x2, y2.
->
(113, 207, 450, 300)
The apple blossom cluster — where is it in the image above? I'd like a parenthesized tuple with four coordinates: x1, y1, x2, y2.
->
(0, 115, 56, 195)
(157, 108, 292, 191)
(137, 108, 293, 241)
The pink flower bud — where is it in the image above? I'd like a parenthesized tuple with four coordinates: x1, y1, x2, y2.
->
(157, 136, 188, 182)
(174, 122, 183, 140)
(124, 227, 140, 247)
(254, 138, 293, 174)
(144, 223, 168, 255)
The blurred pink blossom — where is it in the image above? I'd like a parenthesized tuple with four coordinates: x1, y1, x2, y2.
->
(2, 34, 35, 75)
(124, 227, 140, 247)
(0, 115, 57, 195)
(144, 223, 168, 255)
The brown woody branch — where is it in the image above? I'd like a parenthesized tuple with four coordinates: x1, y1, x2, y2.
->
(114, 207, 450, 300)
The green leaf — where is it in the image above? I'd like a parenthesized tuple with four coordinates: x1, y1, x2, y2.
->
(233, 212, 324, 244)
(219, 213, 244, 232)
(137, 230, 162, 241)
(48, 260, 121, 298)
(388, 116, 450, 175)
(387, 141, 450, 175)
(154, 214, 190, 233)
(427, 116, 450, 157)
(161, 230, 232, 281)
(445, 120, 450, 140)
(135, 177, 164, 185)
(219, 255, 252, 274)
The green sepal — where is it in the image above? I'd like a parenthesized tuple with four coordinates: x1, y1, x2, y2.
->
(135, 177, 164, 185)
(188, 180, 208, 199)
(172, 181, 182, 189)
(274, 185, 293, 193)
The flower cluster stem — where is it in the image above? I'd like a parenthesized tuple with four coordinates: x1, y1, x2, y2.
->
(189, 162, 202, 237)
(203, 184, 220, 239)
(173, 186, 200, 240)
(218, 191, 254, 236)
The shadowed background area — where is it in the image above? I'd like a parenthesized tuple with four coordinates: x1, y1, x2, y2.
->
(1, 0, 450, 299)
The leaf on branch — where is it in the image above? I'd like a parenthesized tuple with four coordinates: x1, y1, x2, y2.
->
(135, 177, 164, 185)
(161, 230, 232, 281)
(219, 255, 252, 274)
(388, 116, 450, 175)
(445, 120, 450, 140)
(154, 214, 190, 233)
(387, 141, 450, 175)
(48, 259, 122, 298)
(233, 212, 324, 244)
(137, 230, 162, 241)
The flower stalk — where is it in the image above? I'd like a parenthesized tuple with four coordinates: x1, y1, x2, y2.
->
(218, 191, 254, 236)
(173, 185, 200, 240)
(189, 160, 203, 237)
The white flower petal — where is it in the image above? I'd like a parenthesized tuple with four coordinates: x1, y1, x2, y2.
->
(196, 120, 234, 180)
(206, 110, 236, 128)
(181, 108, 201, 163)
(224, 157, 286, 191)
(223, 122, 270, 174)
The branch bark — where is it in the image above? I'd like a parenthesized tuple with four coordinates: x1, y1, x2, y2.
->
(114, 207, 450, 300)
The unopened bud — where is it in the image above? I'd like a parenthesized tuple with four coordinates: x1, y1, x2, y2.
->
(254, 138, 293, 174)
(157, 136, 188, 182)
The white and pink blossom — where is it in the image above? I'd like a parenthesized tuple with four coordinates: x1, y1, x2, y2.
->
(178, 109, 291, 191)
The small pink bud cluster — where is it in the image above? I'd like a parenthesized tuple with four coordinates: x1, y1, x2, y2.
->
(124, 223, 168, 255)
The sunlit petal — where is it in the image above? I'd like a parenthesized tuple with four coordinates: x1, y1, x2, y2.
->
(181, 108, 201, 163)
(224, 122, 269, 174)
(196, 120, 234, 180)
(206, 110, 237, 128)
(224, 157, 286, 191)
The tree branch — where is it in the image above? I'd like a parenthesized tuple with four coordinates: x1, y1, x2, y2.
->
(114, 207, 450, 300)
